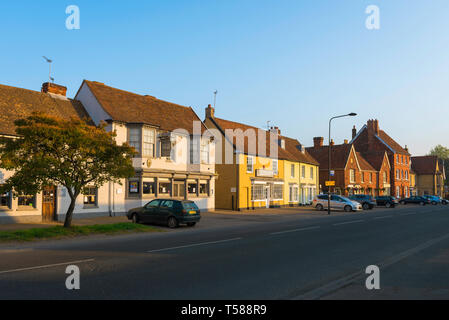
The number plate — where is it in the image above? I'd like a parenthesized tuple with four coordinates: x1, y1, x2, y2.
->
(189, 211, 197, 215)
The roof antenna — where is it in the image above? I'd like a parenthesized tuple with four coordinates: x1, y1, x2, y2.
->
(213, 90, 218, 107)
(267, 121, 271, 131)
(42, 56, 54, 83)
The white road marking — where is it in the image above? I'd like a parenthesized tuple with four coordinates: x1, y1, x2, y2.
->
(270, 226, 321, 235)
(0, 259, 95, 275)
(291, 232, 449, 300)
(147, 238, 242, 253)
(400, 212, 417, 216)
(333, 220, 364, 226)
(373, 215, 393, 220)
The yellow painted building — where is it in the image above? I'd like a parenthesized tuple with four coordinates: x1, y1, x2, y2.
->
(204, 105, 319, 210)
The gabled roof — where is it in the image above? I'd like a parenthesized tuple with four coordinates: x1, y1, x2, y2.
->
(81, 80, 207, 135)
(0, 83, 90, 136)
(210, 117, 319, 165)
(376, 130, 410, 155)
(411, 156, 439, 175)
(356, 152, 376, 171)
(361, 151, 390, 171)
(350, 124, 410, 155)
(306, 144, 353, 170)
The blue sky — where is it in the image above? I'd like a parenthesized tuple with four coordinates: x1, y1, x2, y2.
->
(1, 0, 448, 156)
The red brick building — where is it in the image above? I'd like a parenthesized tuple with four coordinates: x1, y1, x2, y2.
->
(351, 120, 410, 198)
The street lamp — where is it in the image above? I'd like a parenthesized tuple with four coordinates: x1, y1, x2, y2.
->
(328, 113, 357, 215)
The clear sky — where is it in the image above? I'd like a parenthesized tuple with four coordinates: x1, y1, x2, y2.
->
(1, 0, 448, 156)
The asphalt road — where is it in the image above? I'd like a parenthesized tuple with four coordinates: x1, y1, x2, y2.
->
(1, 204, 449, 300)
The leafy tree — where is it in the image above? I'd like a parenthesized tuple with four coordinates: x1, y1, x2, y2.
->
(0, 114, 136, 227)
(429, 145, 449, 186)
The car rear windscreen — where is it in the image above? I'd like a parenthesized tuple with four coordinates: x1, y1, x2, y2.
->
(183, 202, 199, 210)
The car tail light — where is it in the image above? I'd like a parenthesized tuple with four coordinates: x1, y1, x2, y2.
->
(182, 209, 187, 215)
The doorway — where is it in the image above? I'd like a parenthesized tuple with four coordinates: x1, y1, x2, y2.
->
(42, 186, 57, 222)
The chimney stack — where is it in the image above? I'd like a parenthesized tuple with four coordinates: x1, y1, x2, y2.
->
(270, 126, 281, 136)
(352, 125, 357, 139)
(205, 104, 215, 119)
(41, 82, 67, 96)
(344, 139, 349, 144)
(330, 139, 335, 146)
(367, 119, 380, 135)
(313, 137, 324, 148)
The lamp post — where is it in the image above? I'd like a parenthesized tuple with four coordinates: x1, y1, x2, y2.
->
(328, 113, 357, 215)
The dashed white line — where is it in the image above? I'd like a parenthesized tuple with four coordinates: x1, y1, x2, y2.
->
(333, 220, 364, 226)
(147, 238, 242, 253)
(0, 259, 95, 275)
(373, 215, 393, 220)
(400, 212, 417, 216)
(270, 226, 321, 235)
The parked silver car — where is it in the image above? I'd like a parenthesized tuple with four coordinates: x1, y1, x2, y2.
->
(313, 194, 363, 212)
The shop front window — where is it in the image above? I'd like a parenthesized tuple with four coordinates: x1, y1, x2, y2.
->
(18, 194, 36, 208)
(159, 182, 171, 195)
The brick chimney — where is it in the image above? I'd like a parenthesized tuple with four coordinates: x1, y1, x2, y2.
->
(205, 104, 215, 119)
(41, 82, 67, 96)
(313, 137, 324, 148)
(367, 119, 380, 135)
(344, 139, 349, 144)
(330, 139, 335, 146)
(352, 125, 357, 139)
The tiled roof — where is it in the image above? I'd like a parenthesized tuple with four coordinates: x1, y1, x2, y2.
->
(361, 152, 389, 171)
(377, 130, 410, 155)
(306, 144, 353, 170)
(211, 117, 319, 165)
(0, 83, 90, 136)
(411, 156, 438, 175)
(356, 152, 376, 171)
(83, 80, 207, 134)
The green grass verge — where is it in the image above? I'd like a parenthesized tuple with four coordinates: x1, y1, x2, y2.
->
(0, 223, 164, 243)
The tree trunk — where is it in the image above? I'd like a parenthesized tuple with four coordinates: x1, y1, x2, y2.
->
(64, 192, 79, 228)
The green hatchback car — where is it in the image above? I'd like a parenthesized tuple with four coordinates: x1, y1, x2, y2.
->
(127, 199, 201, 228)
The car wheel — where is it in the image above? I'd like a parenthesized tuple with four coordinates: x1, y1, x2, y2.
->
(316, 204, 324, 211)
(187, 222, 196, 227)
(362, 203, 370, 210)
(400, 201, 405, 205)
(420, 202, 425, 206)
(132, 213, 139, 224)
(432, 201, 437, 205)
(167, 216, 179, 229)
(344, 205, 352, 212)
(385, 202, 391, 208)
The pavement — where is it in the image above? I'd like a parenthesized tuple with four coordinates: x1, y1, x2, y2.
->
(0, 204, 449, 299)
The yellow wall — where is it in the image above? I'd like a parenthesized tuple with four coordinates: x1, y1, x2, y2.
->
(238, 154, 285, 209)
(299, 163, 319, 204)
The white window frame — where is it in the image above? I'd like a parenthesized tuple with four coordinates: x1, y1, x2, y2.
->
(247, 156, 254, 173)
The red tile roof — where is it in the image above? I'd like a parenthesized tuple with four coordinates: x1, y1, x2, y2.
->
(0, 83, 90, 136)
(211, 117, 318, 165)
(377, 130, 410, 155)
(361, 152, 389, 171)
(306, 144, 353, 170)
(411, 156, 439, 175)
(356, 152, 376, 171)
(83, 80, 207, 134)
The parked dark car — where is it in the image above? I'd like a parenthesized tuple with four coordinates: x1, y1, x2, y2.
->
(127, 199, 201, 228)
(375, 196, 398, 208)
(349, 194, 376, 210)
(399, 196, 431, 206)
(441, 198, 449, 205)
